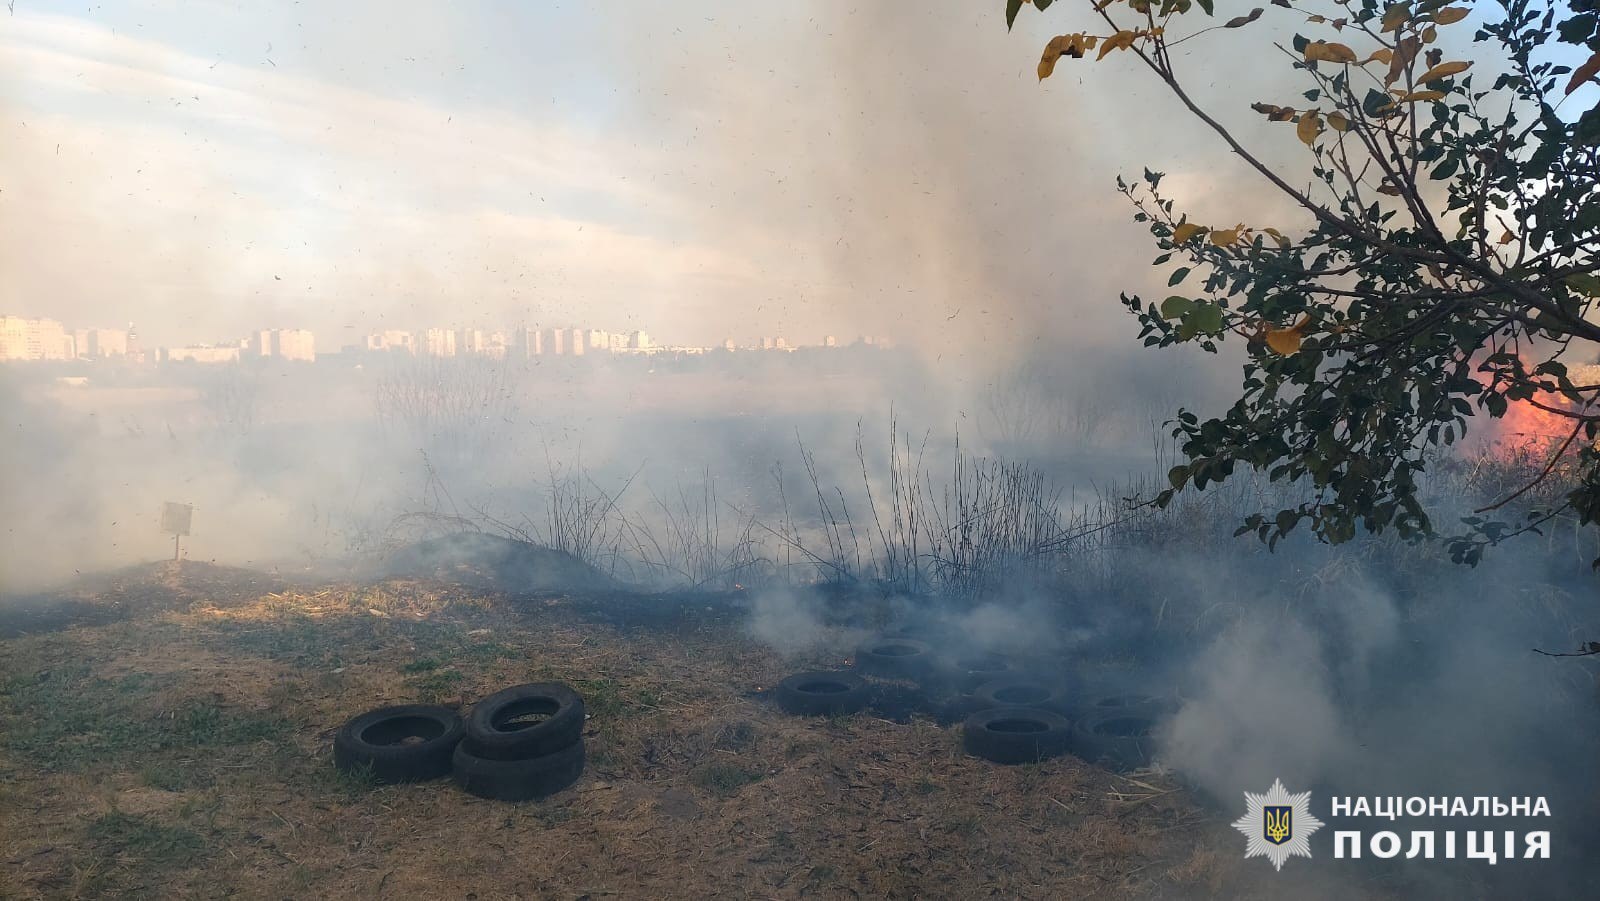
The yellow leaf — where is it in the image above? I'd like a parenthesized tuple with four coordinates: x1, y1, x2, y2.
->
(1038, 35, 1082, 80)
(1210, 228, 1240, 247)
(1422, 25, 1437, 43)
(1097, 30, 1136, 61)
(1567, 51, 1600, 96)
(1396, 90, 1447, 102)
(1326, 112, 1350, 131)
(1364, 48, 1394, 64)
(1498, 229, 1515, 245)
(1380, 3, 1410, 32)
(1296, 111, 1324, 146)
(1265, 327, 1304, 355)
(1307, 14, 1325, 23)
(1263, 227, 1291, 249)
(1305, 41, 1358, 64)
(1172, 222, 1206, 243)
(1419, 60, 1471, 81)
(1432, 6, 1468, 25)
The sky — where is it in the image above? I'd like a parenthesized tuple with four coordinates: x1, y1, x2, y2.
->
(1, 1, 1383, 358)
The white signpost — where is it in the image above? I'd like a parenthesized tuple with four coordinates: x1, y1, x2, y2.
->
(161, 501, 193, 561)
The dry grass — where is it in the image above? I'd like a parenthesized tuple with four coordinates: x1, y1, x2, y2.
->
(0, 568, 1303, 900)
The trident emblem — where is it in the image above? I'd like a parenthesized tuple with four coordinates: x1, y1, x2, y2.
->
(1263, 805, 1292, 845)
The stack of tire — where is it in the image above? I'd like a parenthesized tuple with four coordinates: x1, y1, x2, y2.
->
(453, 683, 587, 801)
(958, 669, 1076, 766)
(331, 682, 587, 801)
(1067, 692, 1176, 772)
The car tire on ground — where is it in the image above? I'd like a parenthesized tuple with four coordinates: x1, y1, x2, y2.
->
(453, 737, 586, 801)
(333, 704, 465, 784)
(465, 682, 586, 761)
(1074, 692, 1178, 721)
(773, 671, 869, 716)
(970, 677, 1072, 714)
(854, 637, 935, 680)
(943, 653, 1017, 693)
(961, 707, 1073, 765)
(1072, 710, 1159, 771)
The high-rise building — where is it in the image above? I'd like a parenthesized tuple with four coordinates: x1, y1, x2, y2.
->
(824, 335, 838, 348)
(513, 327, 543, 357)
(275, 328, 316, 361)
(629, 330, 652, 351)
(84, 328, 129, 357)
(423, 328, 457, 357)
(365, 330, 415, 353)
(542, 327, 566, 356)
(568, 328, 585, 356)
(456, 328, 487, 356)
(0, 316, 72, 360)
(485, 330, 509, 360)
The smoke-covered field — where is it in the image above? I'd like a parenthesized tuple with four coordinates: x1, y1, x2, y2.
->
(3, 349, 1598, 898)
(4, 1, 1599, 897)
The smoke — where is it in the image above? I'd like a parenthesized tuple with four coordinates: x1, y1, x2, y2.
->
(743, 586, 833, 658)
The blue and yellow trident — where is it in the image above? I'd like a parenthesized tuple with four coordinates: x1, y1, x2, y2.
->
(1264, 806, 1293, 845)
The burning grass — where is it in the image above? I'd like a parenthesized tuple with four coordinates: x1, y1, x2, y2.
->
(0, 568, 1313, 900)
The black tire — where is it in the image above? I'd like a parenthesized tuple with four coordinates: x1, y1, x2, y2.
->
(453, 738, 586, 801)
(944, 653, 1017, 693)
(1075, 692, 1177, 721)
(970, 676, 1071, 714)
(1072, 710, 1159, 771)
(333, 704, 464, 784)
(773, 671, 869, 716)
(962, 707, 1073, 765)
(464, 682, 586, 761)
(854, 637, 935, 680)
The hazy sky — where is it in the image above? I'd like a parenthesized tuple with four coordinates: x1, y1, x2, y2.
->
(1, 1, 1333, 358)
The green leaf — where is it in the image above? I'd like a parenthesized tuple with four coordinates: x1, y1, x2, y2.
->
(1169, 267, 1191, 286)
(1566, 273, 1600, 297)
(1160, 295, 1196, 319)
(1006, 0, 1024, 30)
(1197, 0, 1215, 15)
(1179, 302, 1224, 339)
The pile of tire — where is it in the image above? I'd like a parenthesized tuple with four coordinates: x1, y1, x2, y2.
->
(853, 636, 937, 682)
(1068, 692, 1176, 772)
(332, 681, 587, 801)
(453, 682, 587, 801)
(959, 670, 1076, 766)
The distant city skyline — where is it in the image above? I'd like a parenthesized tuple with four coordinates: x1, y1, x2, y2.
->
(0, 1, 1262, 369)
(0, 313, 891, 364)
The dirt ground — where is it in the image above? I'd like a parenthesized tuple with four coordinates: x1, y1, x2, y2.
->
(1, 564, 1322, 900)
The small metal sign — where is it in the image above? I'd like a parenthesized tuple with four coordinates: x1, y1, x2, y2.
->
(160, 502, 193, 536)
(161, 502, 193, 561)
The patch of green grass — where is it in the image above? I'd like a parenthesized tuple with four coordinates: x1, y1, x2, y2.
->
(570, 677, 661, 720)
(690, 763, 764, 799)
(401, 657, 443, 673)
(404, 668, 465, 702)
(85, 811, 205, 868)
(912, 778, 940, 796)
(138, 762, 196, 792)
(0, 666, 290, 772)
(211, 614, 349, 667)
